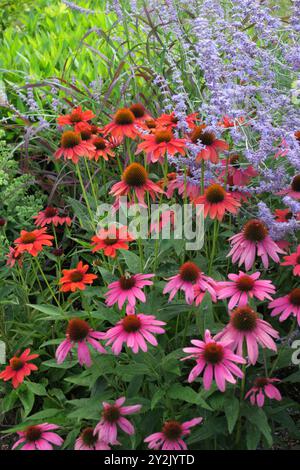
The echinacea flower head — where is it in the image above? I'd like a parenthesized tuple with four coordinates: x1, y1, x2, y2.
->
(281, 245, 300, 276)
(165, 173, 200, 200)
(59, 261, 97, 292)
(221, 154, 257, 186)
(163, 261, 217, 305)
(182, 329, 245, 392)
(55, 318, 106, 367)
(54, 130, 95, 164)
(156, 111, 198, 130)
(189, 125, 229, 163)
(144, 417, 202, 450)
(280, 174, 300, 200)
(136, 128, 186, 164)
(94, 397, 142, 445)
(110, 162, 164, 205)
(217, 271, 276, 309)
(103, 108, 139, 141)
(0, 348, 39, 389)
(194, 184, 240, 221)
(91, 225, 133, 258)
(228, 219, 285, 270)
(91, 136, 115, 161)
(129, 103, 151, 122)
(269, 288, 300, 325)
(105, 273, 154, 309)
(75, 427, 111, 451)
(33, 206, 71, 227)
(274, 208, 297, 223)
(215, 306, 279, 365)
(14, 227, 54, 257)
(104, 312, 166, 355)
(6, 246, 23, 268)
(245, 377, 281, 407)
(12, 423, 63, 450)
(57, 106, 95, 131)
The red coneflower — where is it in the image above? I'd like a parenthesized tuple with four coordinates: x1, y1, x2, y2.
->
(194, 184, 240, 221)
(103, 108, 139, 141)
(274, 208, 298, 223)
(57, 106, 95, 132)
(189, 125, 229, 163)
(0, 349, 39, 389)
(279, 174, 300, 200)
(91, 225, 133, 258)
(54, 130, 95, 164)
(281, 245, 300, 276)
(59, 261, 97, 292)
(220, 154, 257, 186)
(33, 207, 71, 227)
(110, 162, 164, 205)
(156, 112, 198, 130)
(91, 136, 115, 161)
(129, 103, 152, 122)
(14, 228, 54, 257)
(136, 128, 187, 164)
(218, 115, 245, 128)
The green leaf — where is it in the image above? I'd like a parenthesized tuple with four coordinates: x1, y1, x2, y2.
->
(121, 249, 141, 272)
(17, 387, 35, 418)
(25, 382, 47, 396)
(167, 384, 212, 410)
(27, 304, 65, 319)
(246, 423, 261, 450)
(224, 396, 240, 434)
(243, 406, 272, 447)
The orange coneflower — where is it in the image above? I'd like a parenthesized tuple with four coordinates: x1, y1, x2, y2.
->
(189, 125, 229, 163)
(129, 103, 152, 122)
(54, 131, 95, 164)
(110, 162, 164, 205)
(59, 261, 97, 293)
(156, 112, 198, 130)
(194, 183, 240, 221)
(57, 106, 95, 132)
(0, 349, 39, 389)
(91, 136, 115, 161)
(136, 128, 187, 164)
(102, 108, 139, 141)
(33, 207, 72, 227)
(14, 228, 54, 257)
(91, 225, 133, 258)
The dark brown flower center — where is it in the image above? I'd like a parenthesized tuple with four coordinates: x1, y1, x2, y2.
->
(130, 103, 146, 118)
(243, 219, 268, 242)
(122, 315, 141, 333)
(94, 137, 107, 150)
(103, 405, 121, 423)
(205, 184, 226, 203)
(119, 275, 136, 290)
(70, 271, 84, 282)
(231, 306, 258, 332)
(296, 255, 300, 264)
(289, 288, 300, 306)
(229, 154, 240, 167)
(21, 232, 37, 244)
(25, 426, 42, 442)
(61, 131, 81, 148)
(44, 206, 58, 217)
(179, 261, 200, 282)
(10, 357, 24, 371)
(80, 130, 92, 141)
(254, 377, 269, 388)
(294, 130, 300, 142)
(162, 421, 182, 440)
(67, 318, 90, 342)
(145, 119, 157, 129)
(190, 126, 215, 146)
(203, 342, 224, 364)
(81, 427, 97, 447)
(291, 175, 300, 192)
(69, 112, 83, 123)
(114, 108, 135, 125)
(154, 129, 173, 144)
(123, 163, 148, 187)
(236, 275, 255, 292)
(104, 237, 118, 246)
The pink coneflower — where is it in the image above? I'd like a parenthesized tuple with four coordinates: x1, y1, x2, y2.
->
(144, 418, 202, 450)
(94, 397, 141, 444)
(245, 377, 281, 407)
(57, 106, 95, 132)
(220, 154, 257, 186)
(75, 427, 111, 450)
(33, 206, 71, 227)
(217, 271, 276, 309)
(6, 246, 23, 268)
(54, 131, 95, 164)
(103, 108, 139, 141)
(194, 184, 240, 221)
(55, 318, 106, 367)
(163, 261, 218, 305)
(280, 175, 300, 199)
(12, 423, 63, 450)
(136, 128, 187, 164)
(110, 163, 164, 205)
(105, 273, 154, 309)
(182, 329, 245, 392)
(215, 306, 279, 365)
(104, 312, 166, 355)
(228, 219, 285, 270)
(189, 125, 229, 164)
(269, 288, 300, 325)
(91, 225, 133, 258)
(281, 245, 300, 276)
(150, 209, 176, 235)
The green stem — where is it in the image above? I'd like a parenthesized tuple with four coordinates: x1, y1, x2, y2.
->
(75, 163, 95, 230)
(35, 257, 60, 307)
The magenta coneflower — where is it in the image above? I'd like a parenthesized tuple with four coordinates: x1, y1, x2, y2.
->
(281, 245, 300, 276)
(269, 288, 300, 325)
(228, 219, 285, 270)
(163, 261, 217, 305)
(215, 306, 279, 365)
(144, 418, 202, 450)
(55, 318, 106, 367)
(94, 397, 141, 444)
(104, 312, 166, 355)
(245, 377, 281, 407)
(217, 271, 276, 309)
(12, 423, 63, 450)
(105, 273, 154, 310)
(75, 427, 111, 450)
(182, 329, 245, 392)
(33, 206, 71, 227)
